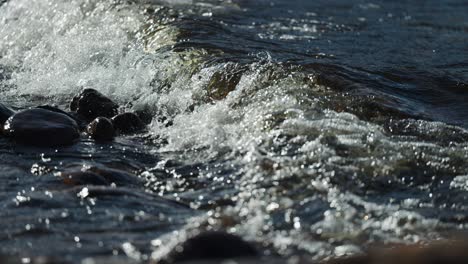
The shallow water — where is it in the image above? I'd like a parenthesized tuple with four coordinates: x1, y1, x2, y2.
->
(0, 0, 468, 262)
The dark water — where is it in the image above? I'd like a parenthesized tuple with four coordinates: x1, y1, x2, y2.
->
(163, 0, 468, 126)
(0, 0, 467, 262)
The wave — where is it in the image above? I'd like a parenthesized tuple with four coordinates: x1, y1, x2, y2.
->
(1, 0, 468, 262)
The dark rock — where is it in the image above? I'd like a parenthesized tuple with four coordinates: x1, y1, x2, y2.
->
(157, 116, 173, 128)
(61, 170, 109, 186)
(36, 105, 71, 117)
(0, 103, 15, 126)
(70, 89, 118, 120)
(3, 108, 80, 147)
(59, 164, 142, 187)
(112, 112, 146, 134)
(67, 112, 88, 131)
(327, 95, 415, 124)
(135, 109, 153, 125)
(326, 240, 468, 264)
(86, 117, 115, 141)
(36, 105, 87, 130)
(384, 118, 468, 145)
(163, 231, 258, 263)
(206, 63, 245, 101)
(0, 255, 68, 264)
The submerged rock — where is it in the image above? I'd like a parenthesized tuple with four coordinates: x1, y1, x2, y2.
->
(86, 117, 115, 141)
(59, 164, 142, 187)
(206, 63, 245, 101)
(326, 240, 468, 264)
(3, 108, 80, 147)
(70, 89, 118, 120)
(0, 103, 15, 126)
(384, 118, 468, 145)
(112, 112, 145, 134)
(0, 255, 68, 264)
(135, 109, 153, 125)
(162, 231, 258, 263)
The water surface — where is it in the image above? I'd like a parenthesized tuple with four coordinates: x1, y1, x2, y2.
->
(0, 0, 468, 262)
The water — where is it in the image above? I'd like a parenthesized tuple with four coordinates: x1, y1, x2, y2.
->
(0, 0, 467, 262)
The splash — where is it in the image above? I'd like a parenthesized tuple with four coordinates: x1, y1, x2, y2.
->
(1, 0, 468, 261)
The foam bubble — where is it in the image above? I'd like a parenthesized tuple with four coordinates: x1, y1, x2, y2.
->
(0, 0, 158, 105)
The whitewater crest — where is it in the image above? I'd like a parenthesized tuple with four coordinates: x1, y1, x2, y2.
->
(1, 0, 468, 262)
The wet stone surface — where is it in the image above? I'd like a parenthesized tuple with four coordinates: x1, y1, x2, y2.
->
(70, 89, 118, 121)
(36, 105, 87, 130)
(159, 231, 259, 264)
(112, 112, 146, 134)
(86, 117, 115, 141)
(384, 118, 468, 145)
(0, 102, 14, 125)
(58, 163, 142, 187)
(3, 108, 80, 147)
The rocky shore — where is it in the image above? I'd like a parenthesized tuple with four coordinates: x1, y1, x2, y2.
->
(2, 239, 468, 264)
(0, 89, 147, 147)
(1, 89, 467, 263)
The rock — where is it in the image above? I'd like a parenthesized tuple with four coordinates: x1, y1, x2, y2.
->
(61, 170, 109, 186)
(86, 117, 115, 141)
(157, 116, 173, 128)
(3, 108, 80, 147)
(326, 240, 468, 264)
(135, 109, 153, 125)
(206, 63, 245, 101)
(384, 118, 468, 145)
(67, 112, 88, 131)
(36, 105, 87, 130)
(0, 255, 68, 264)
(59, 164, 142, 187)
(162, 231, 258, 263)
(112, 112, 145, 134)
(36, 105, 72, 117)
(0, 103, 15, 126)
(70, 89, 118, 120)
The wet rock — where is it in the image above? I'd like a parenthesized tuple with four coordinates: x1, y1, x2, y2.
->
(162, 231, 258, 263)
(384, 118, 468, 145)
(0, 255, 68, 264)
(86, 117, 115, 141)
(135, 109, 153, 125)
(67, 112, 88, 131)
(327, 95, 415, 124)
(0, 103, 14, 125)
(112, 112, 145, 134)
(36, 105, 72, 117)
(61, 170, 109, 186)
(155, 115, 173, 128)
(36, 105, 87, 130)
(206, 63, 245, 101)
(326, 240, 468, 264)
(59, 164, 142, 187)
(70, 88, 118, 120)
(3, 108, 80, 146)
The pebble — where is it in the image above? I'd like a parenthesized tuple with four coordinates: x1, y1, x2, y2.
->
(86, 117, 115, 141)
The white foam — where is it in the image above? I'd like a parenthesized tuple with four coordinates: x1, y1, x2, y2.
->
(0, 0, 158, 104)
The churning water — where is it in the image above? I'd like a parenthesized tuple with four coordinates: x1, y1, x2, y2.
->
(0, 0, 468, 262)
